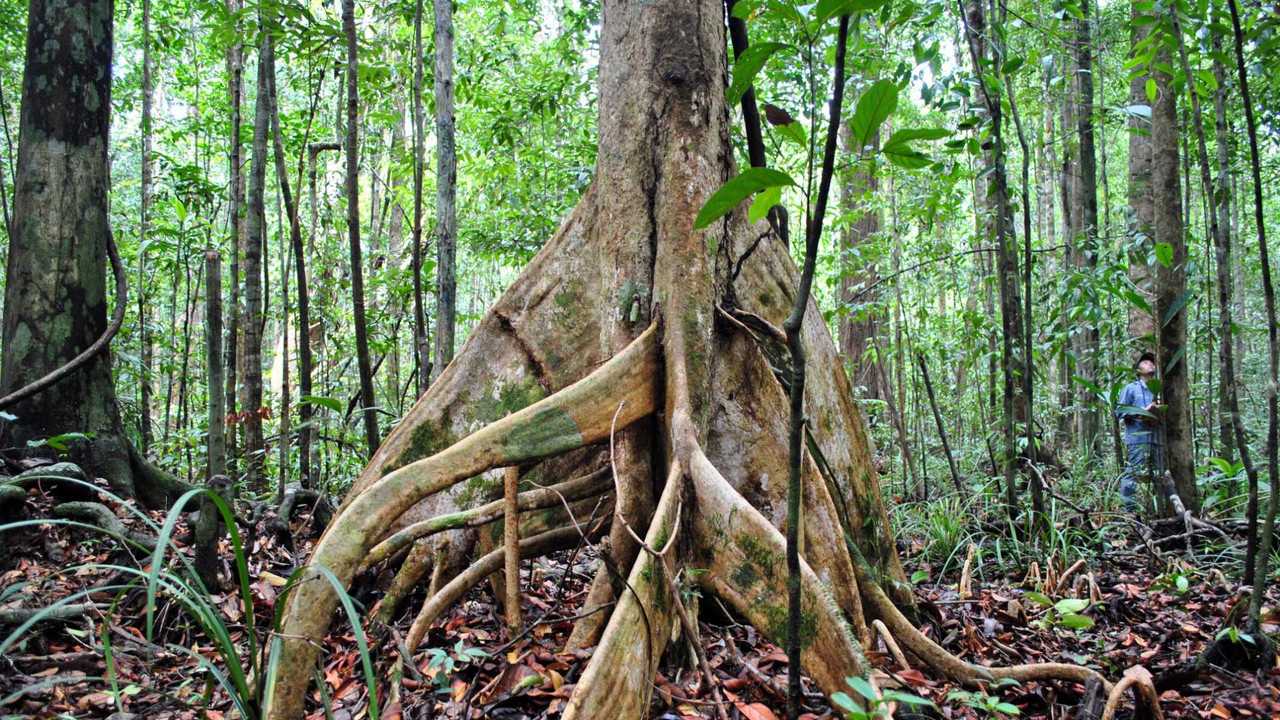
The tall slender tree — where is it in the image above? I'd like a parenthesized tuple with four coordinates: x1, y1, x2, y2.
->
(1071, 1, 1101, 457)
(344, 0, 381, 455)
(138, 0, 155, 453)
(224, 0, 244, 481)
(412, 0, 430, 391)
(433, 0, 458, 379)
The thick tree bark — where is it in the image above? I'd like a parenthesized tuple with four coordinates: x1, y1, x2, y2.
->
(1150, 44, 1199, 513)
(1210, 37, 1237, 465)
(195, 250, 226, 587)
(0, 0, 180, 507)
(240, 22, 270, 491)
(432, 0, 458, 379)
(344, 0, 381, 456)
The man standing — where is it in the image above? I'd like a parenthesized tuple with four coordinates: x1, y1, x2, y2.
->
(1116, 352, 1164, 510)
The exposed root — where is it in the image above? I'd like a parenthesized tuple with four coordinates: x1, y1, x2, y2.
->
(405, 524, 597, 651)
(1100, 666, 1164, 720)
(263, 325, 659, 720)
(853, 548, 1110, 691)
(373, 540, 433, 624)
(687, 447, 870, 698)
(561, 464, 683, 720)
(52, 501, 157, 551)
(361, 467, 609, 571)
(871, 618, 911, 672)
(503, 466, 522, 633)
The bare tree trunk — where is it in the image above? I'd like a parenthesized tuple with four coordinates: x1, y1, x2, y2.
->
(412, 0, 430, 392)
(0, 0, 182, 506)
(432, 0, 458, 379)
(195, 250, 226, 587)
(1126, 7, 1156, 345)
(918, 353, 963, 493)
(224, 0, 244, 483)
(1150, 39, 1199, 513)
(1211, 36, 1237, 466)
(1072, 4, 1100, 458)
(839, 124, 882, 399)
(343, 0, 381, 456)
(138, 0, 155, 453)
(240, 21, 271, 491)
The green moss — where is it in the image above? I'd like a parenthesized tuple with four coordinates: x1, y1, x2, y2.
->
(760, 596, 818, 650)
(458, 473, 503, 506)
(732, 561, 759, 589)
(501, 407, 583, 461)
(734, 533, 776, 578)
(468, 377, 546, 426)
(382, 418, 456, 476)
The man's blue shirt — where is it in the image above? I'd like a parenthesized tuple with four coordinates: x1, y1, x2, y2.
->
(1116, 379, 1156, 445)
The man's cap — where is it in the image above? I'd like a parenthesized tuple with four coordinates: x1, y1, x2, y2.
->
(1135, 351, 1156, 369)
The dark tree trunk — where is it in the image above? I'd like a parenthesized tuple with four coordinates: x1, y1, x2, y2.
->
(0, 0, 180, 507)
(195, 249, 227, 587)
(240, 22, 270, 491)
(432, 0, 458, 379)
(138, 0, 155, 453)
(839, 125, 882, 399)
(412, 0, 430, 392)
(224, 0, 243, 482)
(1071, 4, 1100, 458)
(918, 353, 963, 493)
(343, 0, 381, 457)
(1210, 36, 1237, 466)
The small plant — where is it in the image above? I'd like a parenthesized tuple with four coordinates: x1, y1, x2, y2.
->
(946, 682, 1022, 717)
(424, 640, 490, 693)
(1024, 592, 1095, 630)
(832, 675, 936, 719)
(1152, 569, 1194, 595)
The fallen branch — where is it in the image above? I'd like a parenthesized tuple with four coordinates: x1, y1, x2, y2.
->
(0, 603, 105, 626)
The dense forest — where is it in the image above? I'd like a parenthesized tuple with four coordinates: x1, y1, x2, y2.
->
(0, 0, 1278, 718)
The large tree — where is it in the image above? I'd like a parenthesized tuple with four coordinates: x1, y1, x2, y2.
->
(0, 0, 182, 507)
(263, 1, 1101, 717)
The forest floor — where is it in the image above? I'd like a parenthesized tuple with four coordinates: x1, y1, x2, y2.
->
(1, 478, 1278, 720)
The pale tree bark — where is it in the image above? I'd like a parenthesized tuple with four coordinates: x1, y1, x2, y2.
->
(1126, 6, 1156, 345)
(839, 125, 882, 399)
(1210, 34, 1237, 465)
(240, 21, 270, 491)
(1150, 42, 1200, 513)
(343, 0, 381, 457)
(261, 4, 1106, 718)
(194, 249, 227, 587)
(432, 0, 458, 379)
(0, 0, 182, 507)
(224, 0, 244, 482)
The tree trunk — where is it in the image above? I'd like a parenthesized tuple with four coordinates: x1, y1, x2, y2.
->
(0, 0, 180, 507)
(412, 0, 430, 392)
(1071, 4, 1100, 458)
(239, 20, 270, 491)
(1150, 42, 1199, 513)
(1126, 6, 1156, 345)
(839, 125, 882, 399)
(222, 0, 243, 484)
(432, 0, 458, 379)
(195, 249, 226, 587)
(918, 353, 963, 493)
(138, 0, 155, 453)
(344, 0, 381, 456)
(1210, 36, 1237, 465)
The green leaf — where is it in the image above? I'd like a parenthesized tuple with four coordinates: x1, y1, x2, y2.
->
(850, 80, 899, 151)
(994, 701, 1023, 715)
(775, 121, 807, 147)
(694, 167, 796, 229)
(1024, 591, 1053, 607)
(884, 147, 933, 169)
(1153, 241, 1174, 267)
(910, 569, 930, 584)
(832, 691, 862, 712)
(748, 185, 781, 224)
(812, 0, 888, 26)
(1058, 613, 1095, 630)
(1145, 77, 1158, 103)
(727, 42, 790, 106)
(1054, 597, 1090, 614)
(848, 675, 878, 701)
(300, 394, 343, 413)
(1161, 290, 1193, 326)
(883, 127, 951, 150)
(1175, 575, 1190, 593)
(882, 689, 937, 707)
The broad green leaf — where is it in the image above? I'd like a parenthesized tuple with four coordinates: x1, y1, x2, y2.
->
(694, 167, 796, 229)
(1058, 613, 1095, 630)
(883, 127, 951, 150)
(848, 675, 878, 701)
(1162, 289, 1193, 326)
(884, 147, 933, 169)
(1145, 77, 1158, 102)
(775, 121, 807, 147)
(850, 80, 898, 151)
(301, 394, 344, 413)
(995, 701, 1024, 715)
(748, 185, 781, 224)
(1153, 241, 1174, 267)
(1024, 591, 1053, 607)
(1054, 597, 1090, 614)
(812, 0, 888, 27)
(727, 42, 790, 106)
